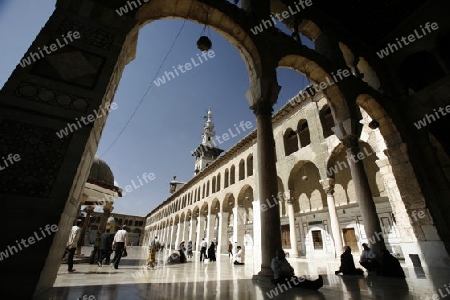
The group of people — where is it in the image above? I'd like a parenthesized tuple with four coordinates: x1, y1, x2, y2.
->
(335, 243, 405, 278)
(64, 220, 130, 273)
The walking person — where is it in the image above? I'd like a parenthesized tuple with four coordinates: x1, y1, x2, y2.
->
(147, 236, 160, 269)
(110, 225, 128, 270)
(66, 219, 82, 273)
(187, 240, 193, 260)
(200, 238, 208, 262)
(89, 229, 102, 264)
(228, 241, 233, 258)
(97, 228, 111, 267)
(208, 241, 216, 262)
(179, 241, 187, 263)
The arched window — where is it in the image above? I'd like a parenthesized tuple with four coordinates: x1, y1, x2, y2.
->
(399, 51, 446, 93)
(202, 183, 205, 199)
(239, 159, 245, 180)
(224, 169, 229, 188)
(298, 120, 311, 147)
(212, 177, 216, 193)
(217, 173, 221, 191)
(230, 165, 236, 184)
(283, 128, 299, 156)
(247, 155, 253, 176)
(320, 106, 334, 138)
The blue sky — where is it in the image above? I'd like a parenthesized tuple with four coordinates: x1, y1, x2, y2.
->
(0, 0, 311, 216)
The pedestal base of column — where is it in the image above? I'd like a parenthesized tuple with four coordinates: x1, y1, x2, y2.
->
(252, 266, 274, 283)
(252, 273, 273, 284)
(287, 251, 299, 258)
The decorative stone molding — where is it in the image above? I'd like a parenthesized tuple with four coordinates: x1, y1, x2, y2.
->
(14, 81, 91, 112)
(57, 18, 115, 50)
(0, 120, 70, 196)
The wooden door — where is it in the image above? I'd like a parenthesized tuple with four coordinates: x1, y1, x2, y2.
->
(342, 228, 358, 252)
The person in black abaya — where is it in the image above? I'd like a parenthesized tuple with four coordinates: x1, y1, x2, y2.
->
(207, 241, 216, 262)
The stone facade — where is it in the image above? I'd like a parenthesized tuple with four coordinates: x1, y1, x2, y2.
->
(0, 0, 449, 298)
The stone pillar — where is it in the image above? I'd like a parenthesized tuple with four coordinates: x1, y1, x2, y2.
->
(189, 218, 197, 245)
(182, 220, 190, 243)
(233, 206, 246, 248)
(218, 212, 229, 254)
(206, 208, 216, 244)
(286, 194, 299, 258)
(174, 222, 181, 249)
(249, 92, 281, 278)
(77, 205, 94, 255)
(343, 135, 386, 253)
(252, 200, 262, 267)
(320, 178, 343, 257)
(196, 215, 206, 252)
(99, 201, 113, 231)
(168, 224, 175, 250)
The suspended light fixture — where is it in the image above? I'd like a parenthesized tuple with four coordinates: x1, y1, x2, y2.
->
(197, 0, 212, 51)
(197, 36, 212, 51)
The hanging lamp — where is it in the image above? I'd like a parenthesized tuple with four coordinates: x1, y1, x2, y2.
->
(197, 0, 212, 51)
(197, 35, 212, 51)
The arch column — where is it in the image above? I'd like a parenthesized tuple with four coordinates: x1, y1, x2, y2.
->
(320, 178, 343, 257)
(233, 206, 246, 248)
(342, 134, 386, 254)
(188, 217, 197, 245)
(196, 215, 206, 252)
(218, 212, 229, 254)
(99, 201, 113, 231)
(182, 219, 190, 243)
(248, 78, 282, 279)
(285, 194, 299, 258)
(168, 224, 175, 250)
(206, 208, 216, 244)
(174, 222, 181, 249)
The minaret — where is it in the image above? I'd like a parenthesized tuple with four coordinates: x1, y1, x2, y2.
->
(192, 109, 223, 175)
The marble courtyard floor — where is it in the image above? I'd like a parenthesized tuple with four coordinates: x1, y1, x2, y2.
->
(41, 246, 450, 300)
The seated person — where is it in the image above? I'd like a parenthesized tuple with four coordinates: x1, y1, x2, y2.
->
(377, 250, 405, 278)
(271, 249, 323, 290)
(234, 246, 244, 265)
(359, 243, 379, 273)
(335, 246, 364, 275)
(166, 252, 181, 264)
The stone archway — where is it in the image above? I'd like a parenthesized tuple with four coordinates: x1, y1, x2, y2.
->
(0, 0, 367, 296)
(357, 94, 450, 267)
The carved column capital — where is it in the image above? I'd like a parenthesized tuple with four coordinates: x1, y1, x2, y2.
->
(320, 178, 335, 195)
(250, 100, 273, 116)
(341, 135, 360, 150)
(246, 77, 281, 110)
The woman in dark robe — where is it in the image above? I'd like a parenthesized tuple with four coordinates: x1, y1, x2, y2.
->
(207, 242, 216, 262)
(377, 250, 406, 278)
(335, 246, 364, 275)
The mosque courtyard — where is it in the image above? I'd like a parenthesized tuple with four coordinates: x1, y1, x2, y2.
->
(41, 246, 450, 300)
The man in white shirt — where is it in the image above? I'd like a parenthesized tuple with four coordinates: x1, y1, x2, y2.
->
(359, 243, 379, 273)
(200, 238, 208, 262)
(66, 219, 82, 273)
(110, 225, 128, 269)
(233, 246, 244, 265)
